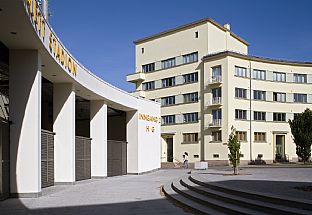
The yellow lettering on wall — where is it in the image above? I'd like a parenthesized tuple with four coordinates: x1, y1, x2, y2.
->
(33, 0, 37, 22)
(60, 49, 65, 65)
(68, 58, 72, 72)
(26, 0, 33, 15)
(26, 0, 77, 77)
(53, 38, 57, 56)
(49, 33, 53, 51)
(139, 113, 160, 123)
(41, 19, 45, 39)
(37, 12, 41, 32)
(72, 63, 77, 76)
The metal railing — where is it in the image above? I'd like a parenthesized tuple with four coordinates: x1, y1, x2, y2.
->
(211, 97, 222, 105)
(210, 119, 222, 127)
(208, 76, 222, 84)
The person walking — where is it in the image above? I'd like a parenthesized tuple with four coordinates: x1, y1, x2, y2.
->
(183, 152, 189, 169)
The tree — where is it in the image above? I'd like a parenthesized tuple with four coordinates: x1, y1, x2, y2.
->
(228, 126, 241, 175)
(289, 108, 312, 164)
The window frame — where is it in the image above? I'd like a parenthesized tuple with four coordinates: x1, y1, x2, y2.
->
(273, 72, 286, 82)
(235, 87, 247, 99)
(161, 58, 176, 69)
(236, 131, 247, 141)
(182, 52, 198, 64)
(273, 112, 286, 122)
(235, 66, 247, 78)
(254, 132, 266, 142)
(142, 63, 155, 73)
(183, 133, 199, 143)
(254, 111, 266, 121)
(235, 109, 247, 120)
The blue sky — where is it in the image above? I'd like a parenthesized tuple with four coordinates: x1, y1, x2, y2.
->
(49, 0, 312, 92)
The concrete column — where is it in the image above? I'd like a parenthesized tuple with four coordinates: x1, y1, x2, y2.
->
(90, 100, 107, 178)
(53, 83, 76, 184)
(10, 50, 42, 197)
(126, 111, 139, 173)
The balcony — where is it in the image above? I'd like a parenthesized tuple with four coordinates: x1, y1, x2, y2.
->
(208, 76, 222, 85)
(126, 72, 146, 83)
(207, 97, 222, 107)
(209, 119, 222, 128)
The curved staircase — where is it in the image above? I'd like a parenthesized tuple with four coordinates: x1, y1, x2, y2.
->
(162, 174, 312, 215)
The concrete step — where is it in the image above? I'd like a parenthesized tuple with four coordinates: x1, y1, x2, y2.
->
(181, 177, 311, 215)
(162, 183, 226, 215)
(190, 174, 312, 211)
(172, 179, 268, 215)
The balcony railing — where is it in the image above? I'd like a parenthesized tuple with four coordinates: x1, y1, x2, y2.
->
(208, 76, 222, 84)
(207, 97, 222, 106)
(210, 119, 222, 127)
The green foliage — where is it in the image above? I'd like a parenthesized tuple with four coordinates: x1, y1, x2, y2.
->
(289, 108, 312, 163)
(228, 126, 241, 174)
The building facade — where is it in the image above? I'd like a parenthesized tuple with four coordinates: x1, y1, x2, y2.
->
(0, 0, 160, 200)
(127, 18, 312, 165)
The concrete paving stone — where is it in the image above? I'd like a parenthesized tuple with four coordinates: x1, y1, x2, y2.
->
(1, 167, 312, 215)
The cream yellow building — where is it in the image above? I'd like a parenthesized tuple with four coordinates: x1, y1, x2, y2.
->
(127, 18, 312, 165)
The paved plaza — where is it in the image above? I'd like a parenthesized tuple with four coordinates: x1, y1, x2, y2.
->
(0, 167, 312, 215)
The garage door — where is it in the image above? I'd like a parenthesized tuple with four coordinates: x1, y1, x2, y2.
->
(75, 136, 91, 181)
(41, 130, 55, 188)
(107, 140, 127, 177)
(0, 118, 9, 200)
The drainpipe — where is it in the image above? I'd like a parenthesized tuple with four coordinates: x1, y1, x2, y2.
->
(249, 61, 252, 162)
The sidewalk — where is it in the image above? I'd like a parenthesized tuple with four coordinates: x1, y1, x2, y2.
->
(0, 169, 192, 215)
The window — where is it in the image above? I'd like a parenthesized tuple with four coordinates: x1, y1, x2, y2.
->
(142, 81, 155, 90)
(273, 92, 286, 102)
(161, 115, 175, 125)
(212, 131, 222, 142)
(236, 131, 247, 141)
(142, 63, 155, 73)
(254, 132, 266, 142)
(183, 92, 198, 103)
(183, 133, 198, 142)
(194, 154, 199, 158)
(235, 88, 247, 99)
(183, 72, 198, 83)
(141, 48, 144, 54)
(294, 93, 307, 103)
(273, 72, 286, 82)
(235, 66, 247, 77)
(161, 58, 176, 69)
(195, 31, 199, 38)
(183, 52, 198, 64)
(273, 113, 286, 122)
(212, 66, 222, 78)
(183, 112, 198, 123)
(212, 87, 221, 98)
(253, 69, 266, 80)
(293, 74, 307, 83)
(254, 111, 266, 121)
(212, 109, 222, 120)
(162, 77, 175, 87)
(253, 90, 266, 101)
(213, 154, 219, 158)
(235, 109, 247, 120)
(161, 96, 175, 106)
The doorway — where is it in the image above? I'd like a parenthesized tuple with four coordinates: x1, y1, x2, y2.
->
(275, 135, 285, 161)
(166, 138, 173, 162)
